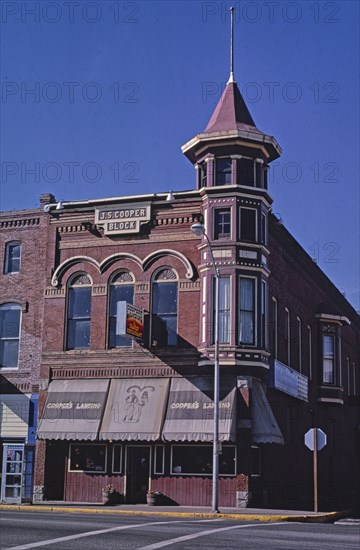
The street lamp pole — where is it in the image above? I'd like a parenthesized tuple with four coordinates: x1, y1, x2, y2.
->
(191, 223, 220, 513)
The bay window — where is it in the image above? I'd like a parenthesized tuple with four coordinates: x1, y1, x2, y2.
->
(323, 334, 335, 384)
(239, 277, 255, 345)
(213, 276, 230, 344)
(216, 158, 232, 185)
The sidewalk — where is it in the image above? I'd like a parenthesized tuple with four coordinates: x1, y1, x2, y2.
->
(0, 501, 351, 523)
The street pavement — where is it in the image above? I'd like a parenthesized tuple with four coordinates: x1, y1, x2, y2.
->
(0, 509, 359, 550)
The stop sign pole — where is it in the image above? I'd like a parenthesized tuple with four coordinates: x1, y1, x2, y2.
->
(304, 428, 327, 513)
(313, 429, 318, 513)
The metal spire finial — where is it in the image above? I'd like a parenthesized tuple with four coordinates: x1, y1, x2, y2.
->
(228, 7, 235, 83)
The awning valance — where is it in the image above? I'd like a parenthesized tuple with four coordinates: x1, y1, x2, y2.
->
(251, 378, 284, 445)
(37, 379, 109, 441)
(99, 378, 170, 441)
(162, 376, 237, 442)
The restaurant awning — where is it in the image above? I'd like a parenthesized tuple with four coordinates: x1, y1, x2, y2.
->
(162, 376, 237, 442)
(37, 379, 109, 441)
(250, 378, 284, 445)
(99, 378, 170, 441)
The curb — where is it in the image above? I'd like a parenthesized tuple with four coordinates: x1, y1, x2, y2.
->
(0, 505, 350, 523)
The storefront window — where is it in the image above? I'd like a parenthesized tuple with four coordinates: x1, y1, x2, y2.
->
(112, 445, 123, 473)
(69, 444, 106, 473)
(171, 445, 236, 476)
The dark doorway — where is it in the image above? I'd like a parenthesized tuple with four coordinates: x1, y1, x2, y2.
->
(126, 446, 150, 503)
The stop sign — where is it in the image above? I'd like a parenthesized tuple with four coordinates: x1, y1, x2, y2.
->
(304, 428, 327, 451)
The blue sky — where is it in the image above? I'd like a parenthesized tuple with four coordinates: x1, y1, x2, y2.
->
(1, 0, 359, 310)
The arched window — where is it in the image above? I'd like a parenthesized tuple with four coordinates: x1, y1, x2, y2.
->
(66, 273, 92, 350)
(4, 241, 21, 274)
(151, 268, 178, 347)
(0, 303, 21, 368)
(108, 271, 134, 348)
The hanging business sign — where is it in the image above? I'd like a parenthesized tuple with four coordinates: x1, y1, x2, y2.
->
(95, 202, 151, 235)
(269, 359, 308, 402)
(116, 301, 144, 340)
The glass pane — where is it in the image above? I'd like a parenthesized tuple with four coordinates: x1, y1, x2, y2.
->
(214, 209, 231, 239)
(68, 287, 91, 318)
(323, 335, 334, 357)
(0, 340, 19, 368)
(69, 444, 106, 472)
(67, 319, 90, 349)
(0, 306, 20, 338)
(216, 158, 232, 185)
(155, 446, 164, 474)
(240, 209, 256, 241)
(237, 158, 254, 186)
(153, 283, 177, 314)
(240, 278, 254, 310)
(109, 316, 131, 348)
(112, 445, 122, 473)
(171, 446, 235, 475)
(109, 285, 134, 315)
(5, 486, 21, 498)
(240, 311, 254, 344)
(5, 475, 22, 486)
(323, 358, 334, 383)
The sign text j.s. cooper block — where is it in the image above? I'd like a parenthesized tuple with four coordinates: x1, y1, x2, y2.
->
(95, 202, 151, 235)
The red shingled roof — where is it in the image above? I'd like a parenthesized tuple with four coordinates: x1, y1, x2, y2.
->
(204, 81, 263, 134)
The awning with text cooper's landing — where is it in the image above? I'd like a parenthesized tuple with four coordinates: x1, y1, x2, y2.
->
(37, 379, 109, 441)
(99, 378, 170, 442)
(162, 376, 237, 442)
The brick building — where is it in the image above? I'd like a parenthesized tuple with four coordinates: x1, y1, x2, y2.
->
(1, 63, 359, 511)
(0, 196, 51, 503)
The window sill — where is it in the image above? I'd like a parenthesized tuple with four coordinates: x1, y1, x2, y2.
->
(317, 385, 344, 404)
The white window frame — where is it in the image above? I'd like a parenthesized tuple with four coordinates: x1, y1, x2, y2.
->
(272, 297, 278, 359)
(4, 241, 21, 274)
(239, 276, 257, 346)
(297, 317, 302, 373)
(112, 444, 123, 474)
(307, 325, 312, 380)
(285, 308, 291, 367)
(154, 445, 165, 475)
(0, 303, 22, 370)
(239, 207, 258, 242)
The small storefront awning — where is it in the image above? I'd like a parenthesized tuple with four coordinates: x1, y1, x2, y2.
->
(37, 379, 109, 441)
(162, 376, 237, 442)
(99, 378, 170, 441)
(0, 393, 30, 440)
(251, 378, 284, 445)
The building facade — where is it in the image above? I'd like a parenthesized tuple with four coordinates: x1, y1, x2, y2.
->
(1, 74, 359, 511)
(0, 196, 51, 503)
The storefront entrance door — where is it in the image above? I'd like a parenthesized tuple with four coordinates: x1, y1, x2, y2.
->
(1, 444, 24, 504)
(125, 446, 150, 504)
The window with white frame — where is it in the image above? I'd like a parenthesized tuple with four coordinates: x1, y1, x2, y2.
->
(272, 297, 278, 359)
(213, 276, 230, 344)
(261, 281, 267, 349)
(213, 208, 231, 240)
(285, 308, 291, 366)
(151, 268, 178, 346)
(216, 158, 232, 185)
(322, 333, 335, 384)
(66, 273, 92, 350)
(239, 277, 256, 345)
(171, 445, 236, 476)
(297, 317, 302, 373)
(0, 303, 21, 369)
(239, 207, 257, 242)
(112, 445, 123, 473)
(154, 445, 165, 475)
(307, 325, 312, 380)
(4, 241, 21, 274)
(108, 271, 134, 348)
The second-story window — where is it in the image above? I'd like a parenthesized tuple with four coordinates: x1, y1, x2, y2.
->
(214, 208, 231, 240)
(66, 273, 92, 350)
(323, 333, 335, 384)
(240, 207, 257, 242)
(214, 276, 230, 344)
(285, 308, 291, 366)
(108, 271, 134, 348)
(152, 268, 178, 347)
(200, 162, 207, 187)
(216, 158, 232, 185)
(4, 241, 21, 274)
(239, 277, 255, 345)
(0, 303, 21, 369)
